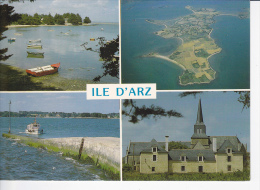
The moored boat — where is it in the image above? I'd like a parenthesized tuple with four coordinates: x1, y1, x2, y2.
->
(27, 51, 44, 58)
(27, 44, 42, 49)
(25, 117, 43, 135)
(8, 38, 16, 42)
(29, 39, 41, 43)
(26, 62, 61, 77)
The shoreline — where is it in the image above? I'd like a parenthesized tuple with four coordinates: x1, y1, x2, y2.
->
(146, 53, 186, 70)
(6, 23, 118, 28)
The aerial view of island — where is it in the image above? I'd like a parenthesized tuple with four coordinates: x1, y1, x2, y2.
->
(145, 5, 248, 86)
(121, 0, 250, 90)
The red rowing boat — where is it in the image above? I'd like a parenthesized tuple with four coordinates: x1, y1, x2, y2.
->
(26, 63, 60, 77)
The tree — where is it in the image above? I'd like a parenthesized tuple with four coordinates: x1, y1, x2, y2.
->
(68, 13, 79, 25)
(122, 91, 250, 124)
(0, 4, 20, 61)
(42, 13, 54, 25)
(168, 141, 188, 150)
(82, 36, 119, 81)
(122, 99, 183, 124)
(83, 16, 91, 24)
(54, 13, 65, 25)
(76, 13, 82, 25)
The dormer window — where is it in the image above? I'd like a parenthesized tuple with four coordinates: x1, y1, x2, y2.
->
(152, 147, 157, 152)
(198, 156, 204, 162)
(227, 148, 232, 154)
(180, 156, 186, 162)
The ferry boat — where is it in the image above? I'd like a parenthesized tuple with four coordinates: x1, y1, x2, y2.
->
(25, 117, 43, 135)
(26, 63, 60, 77)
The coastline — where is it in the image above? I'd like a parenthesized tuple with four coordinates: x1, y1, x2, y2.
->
(6, 23, 118, 28)
(146, 53, 186, 70)
(144, 6, 223, 86)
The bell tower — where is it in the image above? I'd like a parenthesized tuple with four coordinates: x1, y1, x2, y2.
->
(191, 99, 209, 148)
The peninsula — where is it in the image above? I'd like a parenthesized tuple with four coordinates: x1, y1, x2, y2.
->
(145, 6, 222, 85)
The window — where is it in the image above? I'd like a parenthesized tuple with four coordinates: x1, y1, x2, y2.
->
(134, 166, 136, 170)
(181, 156, 186, 161)
(134, 161, 136, 165)
(227, 156, 231, 162)
(152, 167, 155, 172)
(198, 166, 203, 172)
(227, 165, 232, 171)
(152, 147, 157, 152)
(198, 156, 203, 161)
(227, 148, 231, 153)
(181, 166, 185, 171)
(153, 155, 157, 161)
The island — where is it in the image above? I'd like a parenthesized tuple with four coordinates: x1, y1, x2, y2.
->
(145, 6, 222, 85)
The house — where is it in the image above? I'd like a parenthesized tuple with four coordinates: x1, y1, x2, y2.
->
(124, 99, 247, 174)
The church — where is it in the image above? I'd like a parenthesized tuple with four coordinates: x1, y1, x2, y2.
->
(124, 99, 247, 174)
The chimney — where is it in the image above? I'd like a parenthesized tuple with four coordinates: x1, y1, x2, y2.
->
(213, 138, 217, 152)
(165, 136, 169, 151)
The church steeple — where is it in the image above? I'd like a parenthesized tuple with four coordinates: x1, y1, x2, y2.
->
(196, 98, 204, 124)
(191, 99, 209, 146)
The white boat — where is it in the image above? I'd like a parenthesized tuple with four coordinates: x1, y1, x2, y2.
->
(27, 44, 42, 49)
(29, 39, 41, 43)
(25, 117, 43, 135)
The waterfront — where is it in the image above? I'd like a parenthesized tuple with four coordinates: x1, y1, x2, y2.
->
(0, 117, 119, 180)
(2, 24, 119, 89)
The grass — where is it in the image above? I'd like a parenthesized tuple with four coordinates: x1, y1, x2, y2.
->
(2, 133, 120, 180)
(0, 63, 91, 91)
(123, 170, 250, 181)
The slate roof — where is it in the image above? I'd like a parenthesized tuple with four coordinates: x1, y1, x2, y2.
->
(127, 136, 243, 157)
(127, 139, 167, 156)
(216, 139, 242, 154)
(168, 149, 216, 161)
(208, 136, 242, 152)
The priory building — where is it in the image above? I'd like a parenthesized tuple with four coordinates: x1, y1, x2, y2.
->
(124, 99, 247, 174)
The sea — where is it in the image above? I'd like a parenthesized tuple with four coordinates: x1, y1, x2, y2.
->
(0, 117, 119, 180)
(121, 0, 250, 90)
(2, 23, 119, 83)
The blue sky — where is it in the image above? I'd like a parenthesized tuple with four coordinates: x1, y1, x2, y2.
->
(0, 92, 119, 113)
(122, 91, 250, 155)
(6, 0, 119, 23)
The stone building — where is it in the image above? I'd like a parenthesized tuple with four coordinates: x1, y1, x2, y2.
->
(124, 99, 247, 174)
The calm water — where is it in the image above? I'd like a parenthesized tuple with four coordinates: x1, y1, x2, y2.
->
(2, 24, 119, 83)
(121, 1, 250, 90)
(0, 117, 119, 180)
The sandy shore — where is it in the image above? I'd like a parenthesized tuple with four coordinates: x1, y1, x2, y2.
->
(148, 53, 186, 70)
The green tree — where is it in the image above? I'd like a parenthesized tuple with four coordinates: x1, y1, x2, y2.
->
(83, 16, 91, 24)
(68, 13, 79, 25)
(54, 13, 65, 25)
(43, 13, 54, 25)
(168, 141, 188, 150)
(0, 4, 20, 61)
(82, 36, 119, 81)
(76, 13, 82, 25)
